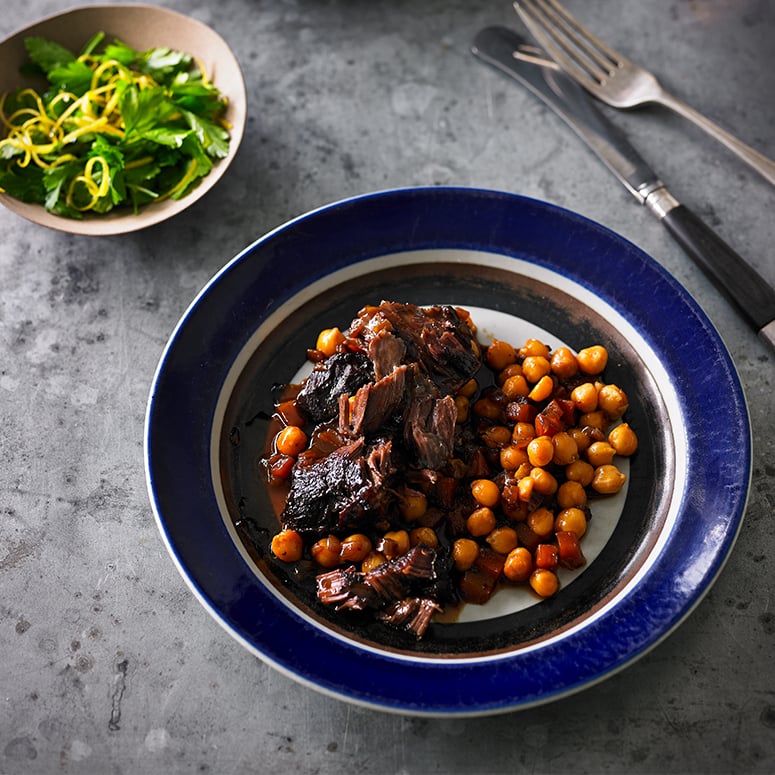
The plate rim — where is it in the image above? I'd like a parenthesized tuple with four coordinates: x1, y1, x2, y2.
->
(144, 185, 751, 715)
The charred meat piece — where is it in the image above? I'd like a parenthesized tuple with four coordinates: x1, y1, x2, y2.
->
(295, 351, 374, 424)
(281, 438, 395, 534)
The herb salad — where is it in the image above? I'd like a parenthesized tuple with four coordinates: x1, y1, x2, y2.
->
(0, 33, 230, 218)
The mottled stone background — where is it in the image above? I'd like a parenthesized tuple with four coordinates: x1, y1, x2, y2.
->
(1, 1, 773, 773)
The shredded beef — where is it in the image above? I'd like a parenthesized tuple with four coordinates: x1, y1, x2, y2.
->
(349, 364, 409, 436)
(405, 392, 457, 469)
(270, 302, 484, 637)
(315, 545, 447, 638)
(355, 301, 479, 394)
(377, 598, 442, 637)
(368, 329, 407, 380)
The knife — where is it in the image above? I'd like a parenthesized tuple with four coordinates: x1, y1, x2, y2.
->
(472, 26, 775, 352)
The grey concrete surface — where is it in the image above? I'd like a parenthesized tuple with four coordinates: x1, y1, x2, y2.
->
(1, 1, 774, 773)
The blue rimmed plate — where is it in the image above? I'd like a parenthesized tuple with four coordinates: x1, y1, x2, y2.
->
(144, 187, 750, 715)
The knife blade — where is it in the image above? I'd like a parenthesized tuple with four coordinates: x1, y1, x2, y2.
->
(472, 25, 775, 352)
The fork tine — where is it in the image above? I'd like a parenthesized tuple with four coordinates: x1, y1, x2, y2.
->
(542, 0, 624, 69)
(514, 0, 602, 90)
(514, 0, 624, 87)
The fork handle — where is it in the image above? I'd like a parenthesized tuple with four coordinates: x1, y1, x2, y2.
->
(655, 90, 775, 187)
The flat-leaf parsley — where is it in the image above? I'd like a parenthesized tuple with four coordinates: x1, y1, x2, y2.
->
(0, 33, 231, 218)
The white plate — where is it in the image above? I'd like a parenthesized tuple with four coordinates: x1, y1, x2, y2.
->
(145, 187, 750, 715)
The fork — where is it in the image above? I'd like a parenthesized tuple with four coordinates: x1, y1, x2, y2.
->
(514, 0, 775, 187)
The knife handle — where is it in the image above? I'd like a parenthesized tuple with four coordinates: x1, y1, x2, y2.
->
(660, 203, 775, 339)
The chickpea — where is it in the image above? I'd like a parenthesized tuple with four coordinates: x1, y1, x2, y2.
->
(527, 435, 554, 467)
(554, 507, 588, 537)
(608, 422, 638, 456)
(529, 466, 558, 496)
(501, 374, 529, 399)
(481, 425, 512, 449)
(311, 535, 342, 568)
(529, 568, 560, 597)
(517, 475, 534, 502)
(410, 527, 439, 548)
(528, 374, 554, 402)
(579, 410, 608, 431)
(315, 327, 345, 356)
(380, 529, 411, 558)
(550, 347, 579, 379)
(567, 426, 592, 454)
(592, 464, 627, 494)
(557, 480, 588, 510)
(361, 551, 386, 572)
(275, 425, 308, 457)
(454, 395, 470, 424)
(471, 479, 501, 508)
(570, 382, 598, 413)
(467, 506, 497, 537)
(500, 444, 529, 472)
(486, 339, 517, 371)
(522, 355, 551, 383)
(453, 538, 480, 571)
(486, 526, 519, 555)
(512, 422, 536, 448)
(565, 459, 595, 487)
(270, 529, 304, 562)
(340, 533, 373, 563)
(586, 441, 617, 467)
(577, 345, 608, 375)
(552, 431, 579, 466)
(527, 506, 555, 537)
(497, 363, 524, 385)
(519, 338, 550, 359)
(473, 397, 502, 420)
(503, 546, 533, 582)
(598, 384, 629, 420)
(458, 378, 478, 398)
(400, 491, 428, 521)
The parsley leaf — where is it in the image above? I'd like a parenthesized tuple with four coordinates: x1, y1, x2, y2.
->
(47, 60, 94, 96)
(0, 166, 46, 203)
(0, 33, 231, 219)
(183, 110, 230, 159)
(140, 46, 192, 81)
(24, 36, 75, 74)
(120, 85, 177, 138)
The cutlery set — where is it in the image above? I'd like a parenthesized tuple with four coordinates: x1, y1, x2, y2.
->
(473, 0, 775, 352)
